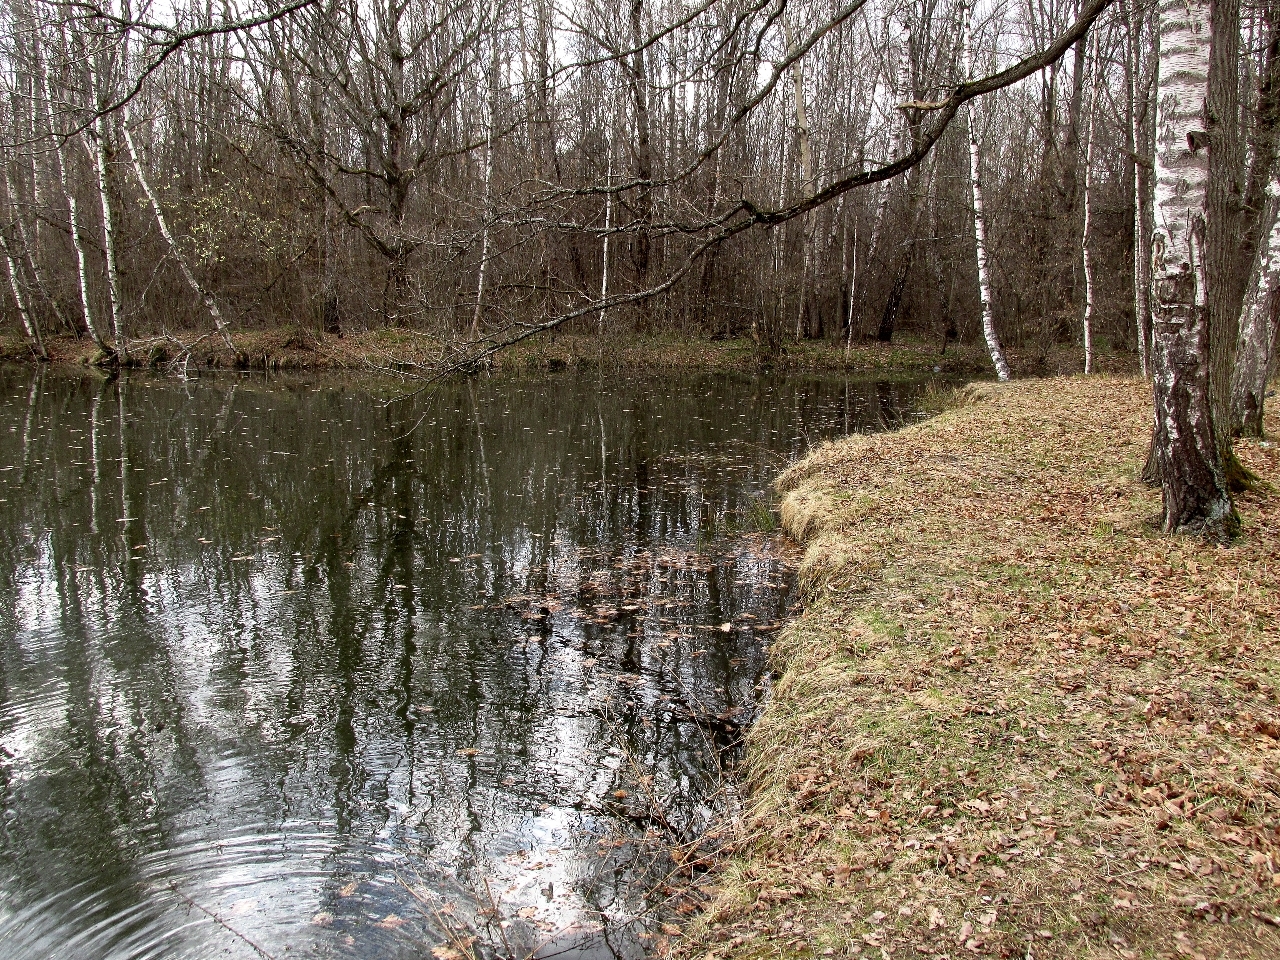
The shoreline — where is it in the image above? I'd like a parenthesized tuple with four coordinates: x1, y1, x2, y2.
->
(0, 329, 1138, 380)
(677, 377, 1280, 959)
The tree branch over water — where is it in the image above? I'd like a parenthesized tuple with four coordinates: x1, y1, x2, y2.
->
(406, 0, 1117, 384)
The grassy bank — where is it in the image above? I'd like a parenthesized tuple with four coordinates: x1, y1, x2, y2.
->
(0, 327, 1138, 378)
(681, 377, 1280, 959)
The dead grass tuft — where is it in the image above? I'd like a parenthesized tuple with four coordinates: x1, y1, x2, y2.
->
(675, 377, 1280, 960)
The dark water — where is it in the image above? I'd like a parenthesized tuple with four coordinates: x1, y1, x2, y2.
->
(0, 367, 932, 960)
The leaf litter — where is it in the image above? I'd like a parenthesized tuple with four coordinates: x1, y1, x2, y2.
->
(673, 377, 1280, 960)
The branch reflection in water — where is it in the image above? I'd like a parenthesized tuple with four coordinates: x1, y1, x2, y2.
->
(0, 367, 934, 960)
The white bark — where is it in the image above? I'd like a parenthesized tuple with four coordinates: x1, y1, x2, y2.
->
(89, 117, 128, 363)
(1151, 0, 1210, 302)
(1125, 0, 1155, 377)
(963, 1, 1011, 382)
(599, 148, 613, 335)
(121, 117, 235, 350)
(4, 159, 65, 338)
(25, 36, 71, 337)
(39, 45, 110, 356)
(61, 143, 109, 355)
(785, 20, 816, 341)
(842, 206, 858, 360)
(785, 22, 816, 198)
(1230, 179, 1280, 434)
(0, 227, 45, 357)
(1081, 33, 1099, 375)
(1148, 0, 1233, 534)
(88, 0, 126, 360)
(471, 8, 501, 339)
(1242, 196, 1280, 354)
(470, 132, 495, 338)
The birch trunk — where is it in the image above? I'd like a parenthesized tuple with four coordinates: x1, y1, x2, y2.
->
(121, 118, 235, 350)
(470, 131, 495, 338)
(305, 16, 339, 336)
(785, 20, 816, 341)
(1204, 0, 1244, 472)
(1125, 0, 1157, 376)
(89, 116, 129, 364)
(599, 149, 613, 336)
(89, 0, 127, 360)
(59, 141, 111, 357)
(1230, 181, 1280, 436)
(42, 52, 111, 357)
(842, 206, 858, 361)
(1062, 32, 1089, 237)
(4, 159, 67, 339)
(471, 12, 501, 340)
(860, 144, 897, 340)
(963, 0, 1011, 382)
(0, 157, 46, 357)
(1081, 33, 1099, 375)
(0, 226, 46, 358)
(1228, 17, 1280, 433)
(628, 0, 652, 302)
(1148, 0, 1235, 537)
(26, 34, 74, 337)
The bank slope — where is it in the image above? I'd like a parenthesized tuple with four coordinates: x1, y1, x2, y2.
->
(688, 377, 1280, 960)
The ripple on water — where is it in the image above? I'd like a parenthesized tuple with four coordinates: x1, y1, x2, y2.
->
(0, 822, 468, 960)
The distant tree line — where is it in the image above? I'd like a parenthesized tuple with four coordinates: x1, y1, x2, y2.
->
(0, 0, 1176, 363)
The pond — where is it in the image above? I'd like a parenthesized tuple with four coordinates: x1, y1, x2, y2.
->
(0, 367, 934, 960)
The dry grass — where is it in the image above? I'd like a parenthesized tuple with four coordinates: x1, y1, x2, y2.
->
(675, 377, 1280, 960)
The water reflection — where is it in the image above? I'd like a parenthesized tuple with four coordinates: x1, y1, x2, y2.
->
(0, 367, 931, 959)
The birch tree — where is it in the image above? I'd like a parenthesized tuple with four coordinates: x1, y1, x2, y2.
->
(1124, 0, 1157, 376)
(1079, 29, 1099, 375)
(45, 60, 113, 359)
(963, 0, 1011, 381)
(1147, 0, 1235, 537)
(121, 115, 235, 350)
(0, 224, 46, 357)
(1230, 180, 1280, 437)
(785, 18, 817, 341)
(1228, 10, 1280, 434)
(470, 2, 502, 339)
(88, 103, 129, 364)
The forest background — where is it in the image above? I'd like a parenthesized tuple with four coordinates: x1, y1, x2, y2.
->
(0, 0, 1276, 538)
(0, 0, 1192, 365)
